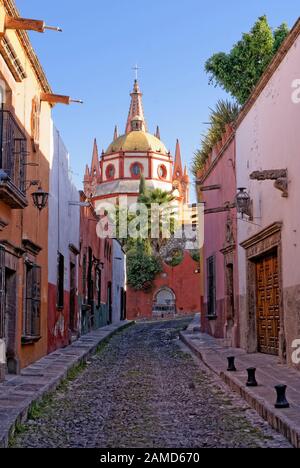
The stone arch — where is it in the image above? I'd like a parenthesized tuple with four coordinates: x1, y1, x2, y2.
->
(152, 287, 176, 318)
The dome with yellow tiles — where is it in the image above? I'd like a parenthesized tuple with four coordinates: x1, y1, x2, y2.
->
(106, 131, 168, 154)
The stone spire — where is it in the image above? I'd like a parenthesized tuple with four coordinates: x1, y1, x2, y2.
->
(125, 80, 147, 134)
(174, 139, 183, 177)
(114, 125, 119, 141)
(91, 138, 100, 177)
(155, 126, 161, 140)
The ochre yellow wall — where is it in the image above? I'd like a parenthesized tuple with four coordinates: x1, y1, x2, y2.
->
(0, 0, 52, 368)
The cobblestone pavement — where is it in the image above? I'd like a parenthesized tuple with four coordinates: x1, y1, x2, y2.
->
(11, 319, 291, 448)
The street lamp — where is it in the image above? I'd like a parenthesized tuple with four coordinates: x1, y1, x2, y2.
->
(236, 188, 252, 219)
(32, 186, 49, 211)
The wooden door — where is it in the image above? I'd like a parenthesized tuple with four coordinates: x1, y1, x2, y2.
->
(256, 251, 280, 355)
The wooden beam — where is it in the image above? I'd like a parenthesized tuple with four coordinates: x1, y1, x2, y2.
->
(40, 93, 83, 106)
(204, 203, 235, 215)
(198, 184, 222, 191)
(3, 16, 62, 34)
(41, 93, 70, 105)
(5, 16, 45, 33)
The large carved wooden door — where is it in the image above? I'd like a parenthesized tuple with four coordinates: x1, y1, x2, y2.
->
(256, 251, 280, 355)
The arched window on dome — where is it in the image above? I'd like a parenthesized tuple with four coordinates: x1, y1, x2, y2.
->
(130, 162, 143, 178)
(106, 164, 115, 180)
(158, 164, 167, 180)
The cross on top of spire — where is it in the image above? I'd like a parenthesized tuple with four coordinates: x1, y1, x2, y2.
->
(132, 64, 140, 81)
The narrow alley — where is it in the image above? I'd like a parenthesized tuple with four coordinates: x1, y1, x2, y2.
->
(11, 319, 290, 448)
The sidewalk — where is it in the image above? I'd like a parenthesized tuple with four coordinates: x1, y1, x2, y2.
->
(180, 317, 300, 448)
(0, 321, 132, 448)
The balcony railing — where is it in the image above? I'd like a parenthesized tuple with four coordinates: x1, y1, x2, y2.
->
(0, 110, 27, 208)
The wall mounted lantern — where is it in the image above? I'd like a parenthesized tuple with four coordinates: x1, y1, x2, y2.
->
(236, 188, 253, 220)
(32, 186, 49, 211)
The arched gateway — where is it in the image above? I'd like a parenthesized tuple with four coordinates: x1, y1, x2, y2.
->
(152, 288, 176, 318)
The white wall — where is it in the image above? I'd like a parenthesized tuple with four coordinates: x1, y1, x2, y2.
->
(48, 123, 80, 290)
(112, 240, 126, 323)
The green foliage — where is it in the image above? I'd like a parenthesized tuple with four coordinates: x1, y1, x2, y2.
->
(192, 100, 239, 177)
(205, 16, 289, 104)
(127, 240, 162, 291)
(190, 250, 201, 263)
(273, 23, 289, 52)
(139, 175, 146, 196)
(165, 249, 184, 267)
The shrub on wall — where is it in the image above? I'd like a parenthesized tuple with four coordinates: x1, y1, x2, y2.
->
(127, 240, 162, 291)
(190, 250, 201, 263)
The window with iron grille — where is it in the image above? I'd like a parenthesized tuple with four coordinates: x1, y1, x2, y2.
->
(57, 253, 64, 309)
(0, 110, 27, 193)
(23, 261, 41, 338)
(207, 255, 216, 317)
(0, 245, 5, 339)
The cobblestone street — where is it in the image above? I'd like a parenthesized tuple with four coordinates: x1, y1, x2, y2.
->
(11, 319, 290, 448)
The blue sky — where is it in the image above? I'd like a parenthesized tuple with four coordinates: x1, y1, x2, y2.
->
(19, 1, 299, 196)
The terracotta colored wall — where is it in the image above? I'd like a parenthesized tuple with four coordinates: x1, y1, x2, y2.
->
(126, 252, 201, 320)
(48, 287, 73, 353)
(78, 192, 113, 330)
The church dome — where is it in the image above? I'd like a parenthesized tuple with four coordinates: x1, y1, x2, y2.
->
(106, 131, 168, 154)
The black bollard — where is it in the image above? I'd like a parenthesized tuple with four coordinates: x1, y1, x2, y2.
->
(275, 384, 290, 409)
(227, 356, 237, 372)
(246, 368, 258, 387)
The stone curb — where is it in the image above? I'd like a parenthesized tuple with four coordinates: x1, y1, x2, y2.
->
(0, 321, 133, 448)
(180, 331, 300, 448)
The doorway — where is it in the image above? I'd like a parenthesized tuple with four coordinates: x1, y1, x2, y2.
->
(5, 268, 18, 374)
(107, 282, 112, 324)
(256, 251, 280, 356)
(153, 288, 176, 317)
(69, 262, 76, 332)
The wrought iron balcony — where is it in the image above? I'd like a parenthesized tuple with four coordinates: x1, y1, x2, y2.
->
(0, 110, 28, 209)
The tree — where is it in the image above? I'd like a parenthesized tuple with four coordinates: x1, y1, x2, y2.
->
(205, 16, 289, 104)
(127, 240, 162, 291)
(192, 100, 239, 177)
(139, 174, 147, 197)
(138, 188, 176, 254)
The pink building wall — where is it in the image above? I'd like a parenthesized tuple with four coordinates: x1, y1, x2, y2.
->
(236, 26, 300, 368)
(199, 131, 239, 346)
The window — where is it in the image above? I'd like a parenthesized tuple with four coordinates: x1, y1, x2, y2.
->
(106, 164, 115, 180)
(24, 261, 41, 338)
(158, 164, 167, 180)
(131, 162, 143, 178)
(57, 253, 64, 309)
(207, 256, 216, 317)
(96, 268, 101, 308)
(0, 245, 5, 339)
(82, 254, 87, 304)
(87, 248, 94, 306)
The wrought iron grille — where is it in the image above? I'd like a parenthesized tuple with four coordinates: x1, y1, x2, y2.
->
(0, 110, 27, 193)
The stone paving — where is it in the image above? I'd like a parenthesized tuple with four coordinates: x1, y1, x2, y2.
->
(10, 318, 291, 448)
(181, 316, 300, 448)
(0, 321, 131, 448)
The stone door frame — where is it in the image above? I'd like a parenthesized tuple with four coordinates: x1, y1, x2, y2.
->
(1, 242, 21, 374)
(221, 244, 238, 347)
(240, 222, 285, 362)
